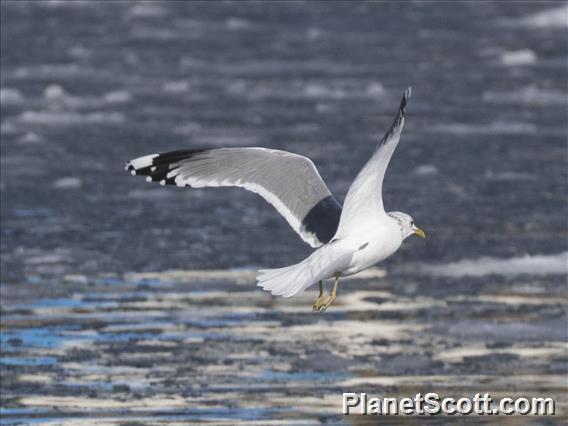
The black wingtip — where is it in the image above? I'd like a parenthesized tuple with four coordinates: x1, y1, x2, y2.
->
(126, 149, 209, 186)
(376, 87, 412, 147)
(400, 86, 411, 113)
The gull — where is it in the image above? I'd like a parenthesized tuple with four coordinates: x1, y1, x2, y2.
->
(126, 87, 425, 311)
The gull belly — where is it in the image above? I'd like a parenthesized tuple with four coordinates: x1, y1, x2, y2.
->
(340, 217, 403, 277)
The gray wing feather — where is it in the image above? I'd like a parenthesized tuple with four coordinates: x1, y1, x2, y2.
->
(126, 147, 341, 247)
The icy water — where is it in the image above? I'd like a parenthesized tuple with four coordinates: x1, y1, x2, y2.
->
(1, 1, 567, 424)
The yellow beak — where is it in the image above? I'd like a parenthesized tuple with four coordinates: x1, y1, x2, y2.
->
(413, 226, 426, 239)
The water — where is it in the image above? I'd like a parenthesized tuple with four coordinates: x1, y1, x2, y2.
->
(1, 1, 567, 424)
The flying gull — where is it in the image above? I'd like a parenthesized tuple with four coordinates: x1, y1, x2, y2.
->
(126, 87, 425, 311)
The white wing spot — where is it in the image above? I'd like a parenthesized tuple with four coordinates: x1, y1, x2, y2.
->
(129, 153, 158, 170)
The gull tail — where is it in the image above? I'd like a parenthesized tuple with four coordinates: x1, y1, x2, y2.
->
(257, 243, 349, 298)
(257, 259, 317, 298)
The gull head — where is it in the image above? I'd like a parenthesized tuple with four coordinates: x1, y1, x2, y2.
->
(388, 211, 426, 240)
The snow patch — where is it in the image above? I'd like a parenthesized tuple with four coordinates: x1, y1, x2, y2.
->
(413, 165, 439, 176)
(0, 88, 24, 105)
(225, 17, 251, 30)
(103, 90, 132, 104)
(14, 64, 81, 79)
(19, 132, 44, 145)
(499, 49, 537, 66)
(418, 252, 568, 277)
(0, 121, 20, 135)
(19, 111, 124, 125)
(67, 45, 91, 59)
(44, 84, 67, 100)
(428, 121, 536, 135)
(365, 82, 386, 96)
(53, 177, 83, 189)
(42, 84, 132, 108)
(306, 27, 324, 41)
(304, 83, 345, 99)
(129, 3, 166, 18)
(162, 81, 190, 93)
(483, 85, 567, 107)
(484, 170, 535, 182)
(519, 3, 568, 28)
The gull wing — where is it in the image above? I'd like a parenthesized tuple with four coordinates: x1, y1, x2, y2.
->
(126, 147, 342, 247)
(335, 88, 411, 237)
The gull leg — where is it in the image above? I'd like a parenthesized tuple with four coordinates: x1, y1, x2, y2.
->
(315, 275, 339, 312)
(312, 281, 326, 312)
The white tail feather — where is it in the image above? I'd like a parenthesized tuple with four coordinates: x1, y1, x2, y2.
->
(257, 261, 314, 298)
(256, 242, 351, 298)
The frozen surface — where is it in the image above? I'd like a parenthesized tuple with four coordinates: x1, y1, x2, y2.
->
(1, 1, 567, 424)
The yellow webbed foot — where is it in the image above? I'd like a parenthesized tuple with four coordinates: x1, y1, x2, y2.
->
(312, 280, 326, 312)
(312, 276, 339, 312)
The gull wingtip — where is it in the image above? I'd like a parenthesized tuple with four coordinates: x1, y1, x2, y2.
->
(399, 86, 412, 114)
(402, 86, 411, 105)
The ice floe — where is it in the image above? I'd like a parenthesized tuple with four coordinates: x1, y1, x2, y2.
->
(427, 121, 537, 135)
(499, 49, 537, 66)
(417, 252, 568, 277)
(53, 177, 83, 190)
(0, 88, 24, 105)
(483, 85, 567, 107)
(19, 111, 124, 125)
(413, 164, 439, 176)
(518, 3, 568, 28)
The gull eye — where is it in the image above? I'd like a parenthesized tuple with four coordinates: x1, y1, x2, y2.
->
(410, 221, 414, 226)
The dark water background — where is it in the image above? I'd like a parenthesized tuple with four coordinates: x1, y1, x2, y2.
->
(1, 1, 567, 424)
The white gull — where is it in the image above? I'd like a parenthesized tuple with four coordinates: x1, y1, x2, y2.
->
(126, 87, 425, 311)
